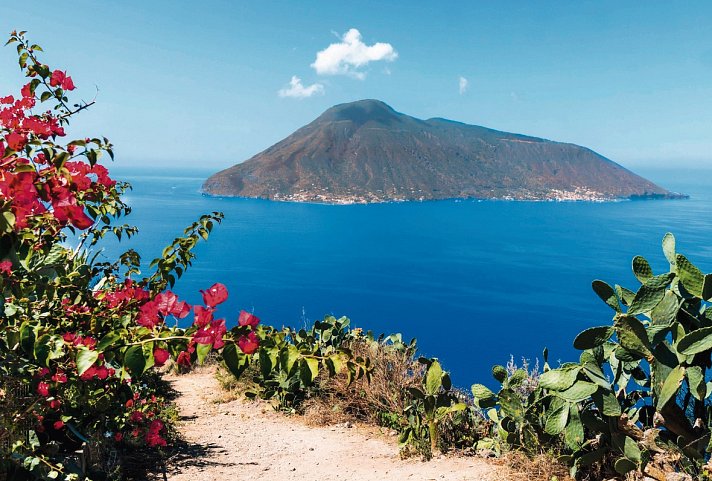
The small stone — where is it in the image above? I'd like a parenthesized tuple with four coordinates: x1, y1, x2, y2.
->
(666, 474, 693, 481)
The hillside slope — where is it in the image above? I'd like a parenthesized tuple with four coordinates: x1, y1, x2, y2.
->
(203, 100, 680, 203)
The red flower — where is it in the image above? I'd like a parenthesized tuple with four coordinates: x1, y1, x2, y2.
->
(237, 331, 259, 355)
(5, 132, 26, 151)
(156, 290, 190, 319)
(114, 432, 123, 442)
(193, 318, 227, 349)
(146, 419, 167, 447)
(49, 399, 61, 410)
(80, 366, 98, 381)
(36, 382, 50, 397)
(53, 420, 65, 430)
(36, 367, 50, 378)
(0, 260, 11, 275)
(95, 365, 109, 380)
(62, 76, 75, 91)
(238, 310, 260, 328)
(193, 305, 214, 328)
(125, 399, 134, 408)
(176, 350, 192, 367)
(200, 283, 228, 308)
(51, 371, 67, 383)
(153, 348, 170, 366)
(20, 83, 32, 99)
(129, 411, 144, 423)
(137, 300, 161, 328)
(49, 70, 75, 90)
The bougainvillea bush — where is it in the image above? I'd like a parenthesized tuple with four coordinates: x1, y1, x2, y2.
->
(0, 31, 262, 480)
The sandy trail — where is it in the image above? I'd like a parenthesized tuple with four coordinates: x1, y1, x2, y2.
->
(164, 369, 499, 481)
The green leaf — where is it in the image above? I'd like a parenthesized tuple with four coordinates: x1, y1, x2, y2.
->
(281, 345, 301, 375)
(632, 255, 653, 283)
(544, 401, 569, 435)
(686, 366, 706, 401)
(582, 362, 610, 389)
(196, 342, 211, 364)
(471, 383, 496, 405)
(662, 232, 676, 266)
(223, 343, 249, 379)
(703, 274, 712, 301)
(677, 326, 712, 355)
(650, 290, 679, 327)
(677, 254, 705, 298)
(592, 389, 622, 416)
(19, 322, 35, 354)
(628, 273, 673, 315)
(123, 345, 146, 375)
(615, 316, 652, 359)
(76, 348, 99, 376)
(425, 360, 443, 395)
(564, 404, 584, 449)
(300, 357, 319, 385)
(573, 326, 613, 350)
(592, 280, 620, 311)
(498, 389, 524, 422)
(492, 365, 507, 383)
(555, 381, 598, 402)
(656, 365, 684, 410)
(614, 457, 637, 475)
(97, 332, 122, 351)
(539, 366, 580, 391)
(623, 436, 641, 464)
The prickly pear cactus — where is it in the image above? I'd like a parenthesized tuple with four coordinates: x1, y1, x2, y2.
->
(473, 233, 712, 479)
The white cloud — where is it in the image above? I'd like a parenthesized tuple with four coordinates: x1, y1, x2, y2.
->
(278, 76, 325, 98)
(459, 76, 469, 95)
(311, 28, 397, 79)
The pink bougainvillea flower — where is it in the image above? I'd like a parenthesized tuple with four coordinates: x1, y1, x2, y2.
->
(95, 365, 109, 380)
(49, 70, 64, 86)
(0, 260, 12, 275)
(61, 75, 75, 91)
(200, 283, 228, 308)
(238, 310, 260, 328)
(80, 366, 98, 381)
(176, 350, 192, 367)
(193, 305, 213, 328)
(36, 382, 50, 397)
(153, 348, 170, 366)
(146, 419, 167, 447)
(237, 331, 260, 355)
(5, 132, 26, 151)
(20, 83, 32, 99)
(193, 318, 227, 349)
(137, 300, 161, 328)
(156, 290, 190, 319)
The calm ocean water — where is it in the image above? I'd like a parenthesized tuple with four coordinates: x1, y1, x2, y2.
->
(101, 167, 712, 387)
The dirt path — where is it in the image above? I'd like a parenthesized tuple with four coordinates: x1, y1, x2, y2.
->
(164, 369, 500, 481)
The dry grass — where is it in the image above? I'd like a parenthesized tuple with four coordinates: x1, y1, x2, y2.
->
(493, 451, 573, 481)
(302, 337, 423, 427)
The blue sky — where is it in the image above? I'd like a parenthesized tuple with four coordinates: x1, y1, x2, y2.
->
(1, 1, 711, 170)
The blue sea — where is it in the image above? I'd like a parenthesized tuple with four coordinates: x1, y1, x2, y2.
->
(101, 167, 712, 387)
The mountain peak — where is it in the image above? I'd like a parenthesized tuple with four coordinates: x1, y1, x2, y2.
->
(317, 99, 402, 125)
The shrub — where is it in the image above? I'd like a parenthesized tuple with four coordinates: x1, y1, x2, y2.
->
(0, 32, 261, 480)
(473, 233, 712, 479)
